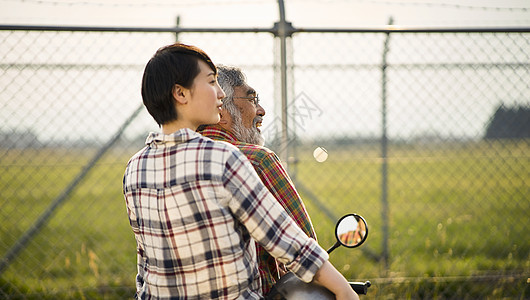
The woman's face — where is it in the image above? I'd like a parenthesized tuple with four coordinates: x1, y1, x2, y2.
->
(185, 60, 225, 129)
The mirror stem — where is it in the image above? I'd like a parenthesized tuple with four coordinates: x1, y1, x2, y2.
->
(326, 241, 341, 254)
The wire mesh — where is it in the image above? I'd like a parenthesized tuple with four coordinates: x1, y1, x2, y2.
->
(0, 27, 528, 299)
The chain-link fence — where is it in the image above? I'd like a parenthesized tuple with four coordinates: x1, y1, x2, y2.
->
(0, 23, 528, 299)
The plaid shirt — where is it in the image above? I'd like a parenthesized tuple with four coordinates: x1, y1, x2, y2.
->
(123, 128, 327, 299)
(198, 125, 317, 294)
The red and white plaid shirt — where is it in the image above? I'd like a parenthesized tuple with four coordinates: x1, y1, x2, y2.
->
(123, 128, 328, 299)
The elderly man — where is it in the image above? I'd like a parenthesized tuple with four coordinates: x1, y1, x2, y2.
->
(197, 65, 317, 294)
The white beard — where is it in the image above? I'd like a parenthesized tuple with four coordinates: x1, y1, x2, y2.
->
(231, 109, 265, 146)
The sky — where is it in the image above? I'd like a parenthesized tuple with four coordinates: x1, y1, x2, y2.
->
(0, 0, 528, 143)
(1, 0, 529, 29)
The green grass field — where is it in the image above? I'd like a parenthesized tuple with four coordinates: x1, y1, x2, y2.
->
(0, 140, 528, 299)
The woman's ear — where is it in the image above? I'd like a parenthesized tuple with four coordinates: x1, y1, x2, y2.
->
(172, 84, 188, 104)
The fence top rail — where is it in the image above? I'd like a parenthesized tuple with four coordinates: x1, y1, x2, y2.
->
(296, 26, 530, 33)
(0, 24, 274, 33)
(1, 24, 529, 34)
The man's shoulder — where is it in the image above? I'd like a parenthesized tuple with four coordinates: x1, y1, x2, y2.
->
(233, 141, 279, 162)
(233, 141, 272, 154)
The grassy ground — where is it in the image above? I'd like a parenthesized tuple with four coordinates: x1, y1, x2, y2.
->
(295, 139, 529, 298)
(0, 140, 528, 299)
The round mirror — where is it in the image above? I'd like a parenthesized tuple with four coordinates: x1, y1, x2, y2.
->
(335, 214, 368, 248)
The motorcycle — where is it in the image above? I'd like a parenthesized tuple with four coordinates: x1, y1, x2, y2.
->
(266, 213, 371, 299)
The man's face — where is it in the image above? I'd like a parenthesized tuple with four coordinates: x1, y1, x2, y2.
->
(230, 84, 266, 146)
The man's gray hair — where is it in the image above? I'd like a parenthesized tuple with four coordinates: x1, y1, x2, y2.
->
(217, 65, 246, 115)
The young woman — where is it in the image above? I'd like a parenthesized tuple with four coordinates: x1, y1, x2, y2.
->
(123, 42, 358, 300)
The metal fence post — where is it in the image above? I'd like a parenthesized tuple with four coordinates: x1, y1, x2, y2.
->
(380, 17, 393, 273)
(275, 0, 295, 167)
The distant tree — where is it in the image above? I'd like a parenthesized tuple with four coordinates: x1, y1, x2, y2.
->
(484, 104, 530, 139)
(0, 129, 40, 148)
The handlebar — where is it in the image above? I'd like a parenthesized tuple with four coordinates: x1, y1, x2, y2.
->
(349, 281, 371, 295)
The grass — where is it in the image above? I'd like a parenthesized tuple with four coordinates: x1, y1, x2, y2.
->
(0, 139, 528, 299)
(294, 139, 529, 298)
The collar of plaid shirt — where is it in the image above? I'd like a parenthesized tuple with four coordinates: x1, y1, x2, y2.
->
(198, 125, 317, 294)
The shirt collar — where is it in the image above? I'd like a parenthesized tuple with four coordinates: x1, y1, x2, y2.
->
(145, 128, 202, 147)
(197, 125, 237, 143)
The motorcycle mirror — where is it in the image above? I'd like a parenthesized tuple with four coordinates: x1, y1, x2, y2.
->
(327, 214, 368, 254)
(266, 213, 371, 299)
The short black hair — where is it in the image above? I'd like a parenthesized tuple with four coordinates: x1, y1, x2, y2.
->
(141, 43, 217, 126)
